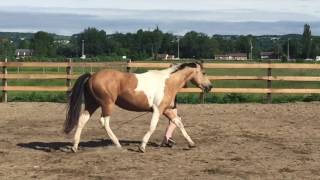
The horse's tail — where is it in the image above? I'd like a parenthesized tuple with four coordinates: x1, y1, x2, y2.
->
(64, 73, 91, 134)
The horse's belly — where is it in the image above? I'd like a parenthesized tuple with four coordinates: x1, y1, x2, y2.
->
(115, 92, 152, 112)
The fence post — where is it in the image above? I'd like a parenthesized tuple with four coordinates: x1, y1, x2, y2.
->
(126, 59, 131, 73)
(2, 58, 8, 103)
(199, 92, 205, 104)
(66, 59, 72, 93)
(266, 61, 272, 103)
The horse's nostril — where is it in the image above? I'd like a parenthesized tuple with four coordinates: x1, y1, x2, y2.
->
(204, 85, 212, 92)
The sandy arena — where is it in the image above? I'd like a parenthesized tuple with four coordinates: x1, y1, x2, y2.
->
(0, 102, 319, 179)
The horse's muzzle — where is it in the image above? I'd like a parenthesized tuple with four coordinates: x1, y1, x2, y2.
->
(204, 84, 213, 93)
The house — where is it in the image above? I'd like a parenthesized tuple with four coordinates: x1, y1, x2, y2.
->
(260, 52, 278, 60)
(215, 53, 247, 60)
(15, 49, 33, 59)
(316, 56, 320, 62)
(54, 39, 70, 45)
(157, 53, 175, 60)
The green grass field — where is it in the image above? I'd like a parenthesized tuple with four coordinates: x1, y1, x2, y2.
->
(2, 61, 320, 103)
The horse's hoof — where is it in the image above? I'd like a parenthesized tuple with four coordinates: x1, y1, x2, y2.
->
(160, 138, 176, 148)
(188, 143, 196, 148)
(119, 148, 127, 152)
(71, 147, 77, 153)
(138, 146, 146, 153)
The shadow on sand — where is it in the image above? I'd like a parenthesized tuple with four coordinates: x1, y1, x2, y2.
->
(17, 139, 159, 153)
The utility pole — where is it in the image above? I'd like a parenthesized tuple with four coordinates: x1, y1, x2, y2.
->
(82, 40, 84, 56)
(81, 40, 86, 59)
(287, 39, 290, 61)
(250, 39, 253, 60)
(277, 40, 280, 60)
(309, 38, 313, 59)
(177, 38, 180, 59)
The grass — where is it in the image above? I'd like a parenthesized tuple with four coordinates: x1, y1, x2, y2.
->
(7, 92, 67, 102)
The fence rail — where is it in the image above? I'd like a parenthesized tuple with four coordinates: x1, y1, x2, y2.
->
(1, 60, 320, 103)
(127, 62, 320, 69)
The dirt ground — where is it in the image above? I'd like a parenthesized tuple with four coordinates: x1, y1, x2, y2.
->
(0, 102, 319, 180)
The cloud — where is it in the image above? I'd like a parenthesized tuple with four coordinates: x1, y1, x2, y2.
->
(0, 1, 320, 35)
(0, 10, 319, 35)
(1, 7, 319, 22)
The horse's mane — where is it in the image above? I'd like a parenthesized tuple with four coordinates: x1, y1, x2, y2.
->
(170, 62, 203, 74)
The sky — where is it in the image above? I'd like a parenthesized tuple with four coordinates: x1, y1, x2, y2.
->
(0, 0, 319, 35)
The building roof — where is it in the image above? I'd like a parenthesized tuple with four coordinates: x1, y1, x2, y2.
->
(15, 49, 33, 55)
(215, 53, 247, 57)
(15, 49, 32, 53)
(260, 52, 275, 56)
(157, 54, 168, 58)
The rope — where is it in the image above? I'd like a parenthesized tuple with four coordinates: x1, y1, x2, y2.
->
(114, 112, 150, 130)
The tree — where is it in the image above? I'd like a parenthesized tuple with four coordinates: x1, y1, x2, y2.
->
(310, 37, 320, 58)
(213, 35, 233, 54)
(152, 26, 163, 59)
(0, 39, 15, 57)
(76, 27, 108, 57)
(18, 39, 30, 49)
(159, 33, 176, 56)
(31, 31, 56, 57)
(302, 24, 312, 59)
(235, 36, 250, 55)
(180, 31, 216, 59)
(282, 38, 301, 60)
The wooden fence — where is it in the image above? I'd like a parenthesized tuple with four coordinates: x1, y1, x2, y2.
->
(1, 59, 320, 103)
(127, 62, 320, 103)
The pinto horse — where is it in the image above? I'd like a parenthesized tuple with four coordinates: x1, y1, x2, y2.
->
(64, 61, 212, 153)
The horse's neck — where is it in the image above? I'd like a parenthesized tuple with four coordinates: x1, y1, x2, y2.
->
(169, 68, 194, 89)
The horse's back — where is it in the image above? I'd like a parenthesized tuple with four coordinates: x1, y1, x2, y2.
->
(89, 70, 131, 101)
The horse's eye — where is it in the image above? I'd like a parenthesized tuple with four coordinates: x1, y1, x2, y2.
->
(202, 72, 206, 75)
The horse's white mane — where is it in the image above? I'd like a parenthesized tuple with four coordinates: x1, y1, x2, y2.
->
(162, 63, 183, 74)
(146, 63, 188, 75)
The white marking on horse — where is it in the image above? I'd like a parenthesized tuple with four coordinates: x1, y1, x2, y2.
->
(134, 66, 178, 106)
(72, 111, 90, 152)
(140, 104, 160, 152)
(101, 116, 121, 148)
(171, 117, 195, 147)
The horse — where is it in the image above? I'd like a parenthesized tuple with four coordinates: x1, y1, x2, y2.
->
(64, 61, 213, 153)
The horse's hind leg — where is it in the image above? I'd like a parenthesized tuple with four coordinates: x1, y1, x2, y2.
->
(72, 100, 98, 152)
(100, 102, 122, 148)
(72, 111, 90, 152)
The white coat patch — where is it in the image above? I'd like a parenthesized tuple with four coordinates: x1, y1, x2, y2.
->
(134, 66, 178, 107)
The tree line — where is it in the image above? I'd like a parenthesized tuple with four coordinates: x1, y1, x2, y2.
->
(0, 24, 319, 61)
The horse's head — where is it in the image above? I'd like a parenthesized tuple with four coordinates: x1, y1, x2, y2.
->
(170, 61, 213, 92)
(189, 61, 213, 92)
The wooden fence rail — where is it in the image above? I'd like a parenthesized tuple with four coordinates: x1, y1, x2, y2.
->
(1, 60, 320, 103)
(127, 62, 320, 103)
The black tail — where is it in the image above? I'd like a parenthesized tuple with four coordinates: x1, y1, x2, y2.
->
(64, 73, 91, 134)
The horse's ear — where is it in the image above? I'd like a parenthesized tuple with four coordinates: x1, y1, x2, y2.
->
(169, 63, 178, 67)
(195, 60, 204, 69)
(183, 82, 188, 88)
(195, 60, 204, 64)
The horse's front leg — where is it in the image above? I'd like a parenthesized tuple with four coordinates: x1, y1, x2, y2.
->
(164, 108, 195, 147)
(171, 116, 195, 148)
(139, 105, 160, 153)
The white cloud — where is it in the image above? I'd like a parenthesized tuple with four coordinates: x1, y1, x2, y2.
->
(0, 0, 319, 35)
(1, 0, 319, 13)
(1, 0, 319, 22)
